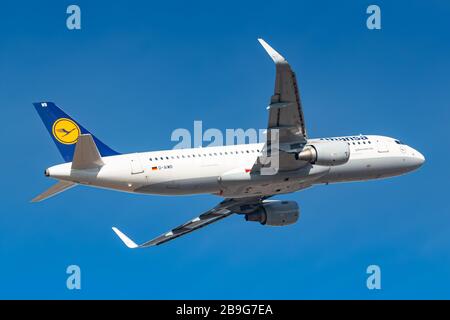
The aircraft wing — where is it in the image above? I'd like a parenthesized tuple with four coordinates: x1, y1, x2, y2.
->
(254, 39, 309, 173)
(112, 197, 265, 248)
(259, 38, 307, 145)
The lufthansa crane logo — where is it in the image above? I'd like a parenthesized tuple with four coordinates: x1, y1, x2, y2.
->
(52, 118, 80, 145)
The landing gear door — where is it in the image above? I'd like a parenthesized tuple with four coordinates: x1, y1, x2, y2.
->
(130, 154, 144, 174)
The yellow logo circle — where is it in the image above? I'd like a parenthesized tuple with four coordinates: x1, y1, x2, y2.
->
(52, 118, 80, 145)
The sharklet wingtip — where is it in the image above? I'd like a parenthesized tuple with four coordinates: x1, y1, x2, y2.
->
(112, 227, 139, 249)
(257, 38, 287, 64)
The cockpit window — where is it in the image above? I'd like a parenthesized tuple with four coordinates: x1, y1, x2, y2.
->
(395, 140, 404, 145)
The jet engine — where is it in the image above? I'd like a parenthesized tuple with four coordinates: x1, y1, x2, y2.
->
(245, 200, 299, 226)
(295, 141, 350, 166)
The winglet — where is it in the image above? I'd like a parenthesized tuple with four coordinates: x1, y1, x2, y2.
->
(112, 227, 139, 249)
(257, 38, 287, 64)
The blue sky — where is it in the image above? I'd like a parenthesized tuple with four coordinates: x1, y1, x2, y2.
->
(0, 0, 449, 299)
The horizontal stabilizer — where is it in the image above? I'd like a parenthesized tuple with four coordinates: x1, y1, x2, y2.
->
(31, 180, 76, 202)
(71, 134, 104, 170)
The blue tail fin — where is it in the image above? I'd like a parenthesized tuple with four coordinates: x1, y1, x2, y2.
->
(33, 102, 120, 162)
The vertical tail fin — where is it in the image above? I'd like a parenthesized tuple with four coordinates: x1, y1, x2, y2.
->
(33, 102, 120, 162)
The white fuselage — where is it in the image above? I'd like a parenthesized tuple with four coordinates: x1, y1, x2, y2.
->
(46, 135, 425, 199)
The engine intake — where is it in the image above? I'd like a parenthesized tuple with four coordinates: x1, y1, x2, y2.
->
(245, 200, 299, 226)
(296, 141, 350, 166)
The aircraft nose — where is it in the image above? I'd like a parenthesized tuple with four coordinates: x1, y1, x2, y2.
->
(409, 148, 425, 169)
(416, 150, 425, 166)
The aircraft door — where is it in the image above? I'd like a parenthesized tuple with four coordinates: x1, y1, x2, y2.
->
(130, 154, 144, 174)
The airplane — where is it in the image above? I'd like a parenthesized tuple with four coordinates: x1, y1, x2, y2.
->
(32, 39, 425, 248)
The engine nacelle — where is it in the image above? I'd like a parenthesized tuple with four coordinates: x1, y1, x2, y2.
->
(245, 200, 299, 226)
(296, 141, 350, 166)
